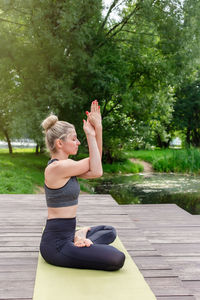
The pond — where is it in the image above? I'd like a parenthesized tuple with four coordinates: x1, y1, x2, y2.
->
(87, 173, 200, 215)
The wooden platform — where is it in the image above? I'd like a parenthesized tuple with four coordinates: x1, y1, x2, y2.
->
(0, 194, 200, 300)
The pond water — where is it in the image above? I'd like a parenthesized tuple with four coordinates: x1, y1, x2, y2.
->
(87, 173, 200, 215)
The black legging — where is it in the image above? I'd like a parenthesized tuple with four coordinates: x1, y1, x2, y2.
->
(40, 218, 125, 271)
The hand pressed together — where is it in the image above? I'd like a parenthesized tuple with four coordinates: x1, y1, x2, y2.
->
(86, 100, 102, 129)
(83, 118, 96, 137)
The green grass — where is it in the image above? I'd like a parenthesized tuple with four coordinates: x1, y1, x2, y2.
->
(0, 151, 48, 193)
(125, 148, 200, 174)
(0, 148, 36, 154)
(125, 149, 173, 163)
(103, 159, 143, 173)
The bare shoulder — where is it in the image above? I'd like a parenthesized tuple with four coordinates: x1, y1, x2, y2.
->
(45, 157, 90, 179)
(44, 159, 59, 175)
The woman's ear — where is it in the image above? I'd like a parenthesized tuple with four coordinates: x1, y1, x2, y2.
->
(55, 139, 63, 150)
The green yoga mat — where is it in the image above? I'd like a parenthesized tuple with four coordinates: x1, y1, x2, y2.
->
(33, 236, 156, 300)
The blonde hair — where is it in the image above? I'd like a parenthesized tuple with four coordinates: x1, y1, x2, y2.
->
(41, 114, 75, 153)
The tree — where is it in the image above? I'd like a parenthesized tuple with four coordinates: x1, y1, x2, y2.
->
(0, 56, 21, 153)
(0, 0, 105, 151)
(173, 75, 200, 147)
(1, 0, 200, 157)
(99, 0, 185, 149)
(171, 0, 200, 147)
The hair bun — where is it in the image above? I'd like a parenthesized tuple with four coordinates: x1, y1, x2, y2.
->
(41, 114, 58, 131)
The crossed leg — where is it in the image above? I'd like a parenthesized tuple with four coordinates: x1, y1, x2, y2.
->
(86, 225, 117, 245)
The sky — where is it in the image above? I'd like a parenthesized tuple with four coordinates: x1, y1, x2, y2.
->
(102, 0, 185, 21)
(102, 0, 125, 20)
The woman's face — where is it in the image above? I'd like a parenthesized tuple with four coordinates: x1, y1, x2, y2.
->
(62, 129, 81, 155)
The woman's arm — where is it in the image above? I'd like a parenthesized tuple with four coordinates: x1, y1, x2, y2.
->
(78, 119, 102, 178)
(95, 124, 102, 159)
(85, 134, 102, 177)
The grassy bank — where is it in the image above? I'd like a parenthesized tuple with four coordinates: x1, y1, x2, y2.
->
(125, 148, 200, 174)
(103, 159, 143, 173)
(0, 149, 48, 193)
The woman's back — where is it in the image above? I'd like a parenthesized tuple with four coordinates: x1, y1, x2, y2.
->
(44, 158, 80, 219)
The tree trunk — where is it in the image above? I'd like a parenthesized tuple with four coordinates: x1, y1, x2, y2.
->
(35, 144, 39, 154)
(186, 127, 191, 148)
(39, 142, 45, 154)
(103, 149, 114, 164)
(155, 133, 163, 148)
(162, 140, 170, 148)
(191, 128, 200, 147)
(3, 128, 12, 154)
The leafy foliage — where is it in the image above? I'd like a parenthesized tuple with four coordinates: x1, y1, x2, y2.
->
(0, 0, 200, 159)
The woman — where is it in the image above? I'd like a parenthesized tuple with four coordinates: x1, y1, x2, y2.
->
(39, 100, 125, 271)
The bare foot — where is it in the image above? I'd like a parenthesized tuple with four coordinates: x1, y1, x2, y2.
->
(74, 227, 93, 247)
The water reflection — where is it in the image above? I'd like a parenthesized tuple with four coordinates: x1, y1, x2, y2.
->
(87, 173, 200, 215)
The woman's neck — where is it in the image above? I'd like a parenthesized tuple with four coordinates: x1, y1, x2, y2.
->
(51, 152, 69, 160)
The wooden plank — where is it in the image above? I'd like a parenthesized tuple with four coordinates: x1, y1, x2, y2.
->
(145, 277, 186, 286)
(161, 261, 200, 280)
(0, 280, 34, 299)
(0, 271, 36, 280)
(145, 277, 195, 297)
(128, 220, 200, 227)
(0, 233, 41, 237)
(128, 250, 160, 256)
(0, 229, 42, 234)
(143, 227, 200, 235)
(117, 240, 156, 250)
(146, 236, 200, 242)
(141, 269, 179, 278)
(122, 204, 192, 217)
(149, 238, 200, 243)
(0, 242, 40, 247)
(182, 280, 200, 292)
(78, 221, 136, 229)
(0, 252, 38, 258)
(192, 215, 200, 219)
(0, 265, 37, 272)
(151, 243, 200, 256)
(150, 286, 194, 297)
(167, 257, 200, 263)
(0, 257, 38, 265)
(129, 256, 171, 269)
(77, 214, 134, 222)
(0, 246, 39, 252)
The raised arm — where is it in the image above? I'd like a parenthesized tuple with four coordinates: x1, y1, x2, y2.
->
(77, 117, 102, 179)
(95, 126, 102, 159)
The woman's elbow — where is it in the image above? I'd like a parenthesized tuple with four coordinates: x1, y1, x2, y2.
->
(94, 170, 103, 178)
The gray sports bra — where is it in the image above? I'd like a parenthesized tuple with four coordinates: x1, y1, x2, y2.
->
(44, 159, 80, 208)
